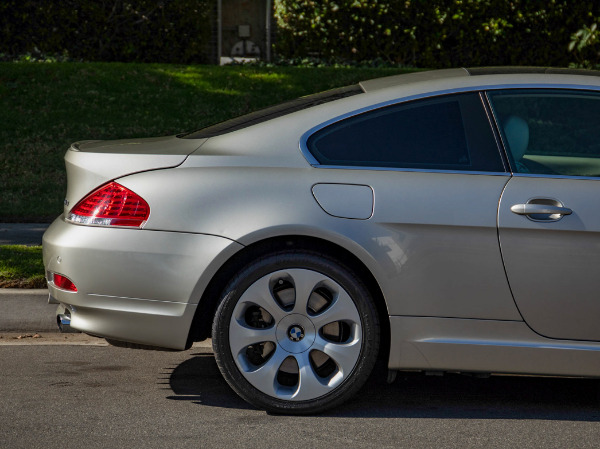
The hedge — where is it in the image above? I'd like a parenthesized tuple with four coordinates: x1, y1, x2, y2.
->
(2, 0, 600, 67)
(0, 0, 213, 63)
(273, 0, 600, 68)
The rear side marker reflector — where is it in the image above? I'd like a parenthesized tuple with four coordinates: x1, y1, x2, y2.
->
(53, 274, 78, 292)
(66, 182, 150, 228)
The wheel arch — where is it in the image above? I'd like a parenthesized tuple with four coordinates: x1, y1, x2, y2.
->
(186, 234, 390, 360)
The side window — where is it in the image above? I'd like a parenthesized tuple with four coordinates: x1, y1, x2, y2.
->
(488, 89, 600, 177)
(306, 92, 504, 172)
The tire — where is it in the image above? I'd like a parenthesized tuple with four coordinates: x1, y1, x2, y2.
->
(212, 251, 380, 414)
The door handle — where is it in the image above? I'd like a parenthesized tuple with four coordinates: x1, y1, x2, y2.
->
(510, 204, 572, 216)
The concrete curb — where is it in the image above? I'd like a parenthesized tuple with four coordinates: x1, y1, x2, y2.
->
(0, 288, 57, 332)
(0, 289, 49, 295)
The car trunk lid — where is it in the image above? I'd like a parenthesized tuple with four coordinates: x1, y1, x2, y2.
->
(63, 136, 205, 216)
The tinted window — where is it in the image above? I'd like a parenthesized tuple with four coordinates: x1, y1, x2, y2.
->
(488, 89, 600, 176)
(307, 93, 504, 172)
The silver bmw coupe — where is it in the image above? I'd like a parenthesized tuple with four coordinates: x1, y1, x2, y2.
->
(43, 67, 600, 413)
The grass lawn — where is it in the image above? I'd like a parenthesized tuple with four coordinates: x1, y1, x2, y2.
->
(0, 62, 414, 221)
(0, 245, 46, 288)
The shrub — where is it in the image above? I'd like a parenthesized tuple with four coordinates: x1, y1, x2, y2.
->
(0, 0, 213, 63)
(273, 1, 600, 68)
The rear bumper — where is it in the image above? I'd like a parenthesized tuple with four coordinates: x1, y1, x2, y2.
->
(42, 217, 242, 349)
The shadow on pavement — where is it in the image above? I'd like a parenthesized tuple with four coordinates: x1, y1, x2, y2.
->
(167, 352, 600, 420)
(167, 351, 253, 410)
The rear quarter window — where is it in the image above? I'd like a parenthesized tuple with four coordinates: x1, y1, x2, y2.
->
(306, 92, 504, 172)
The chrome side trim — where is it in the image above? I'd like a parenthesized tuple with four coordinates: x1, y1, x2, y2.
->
(422, 337, 600, 351)
(299, 83, 600, 171)
(512, 172, 600, 181)
(300, 144, 320, 166)
(298, 165, 510, 176)
(88, 293, 188, 305)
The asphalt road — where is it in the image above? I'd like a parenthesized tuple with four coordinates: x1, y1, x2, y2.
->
(1, 339, 600, 449)
(0, 223, 49, 246)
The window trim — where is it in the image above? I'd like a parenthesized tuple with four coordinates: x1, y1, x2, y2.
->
(299, 83, 600, 175)
(511, 172, 600, 181)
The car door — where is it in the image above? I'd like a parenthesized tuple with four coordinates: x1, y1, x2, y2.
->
(306, 92, 520, 320)
(491, 88, 600, 341)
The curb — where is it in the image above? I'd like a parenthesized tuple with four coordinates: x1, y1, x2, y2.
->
(0, 288, 49, 295)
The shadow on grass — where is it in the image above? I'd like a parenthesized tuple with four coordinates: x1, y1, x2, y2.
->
(167, 351, 600, 420)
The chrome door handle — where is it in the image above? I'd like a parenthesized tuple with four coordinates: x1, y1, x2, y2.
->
(510, 204, 572, 216)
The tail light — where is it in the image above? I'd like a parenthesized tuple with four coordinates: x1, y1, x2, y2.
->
(53, 273, 78, 292)
(66, 181, 150, 228)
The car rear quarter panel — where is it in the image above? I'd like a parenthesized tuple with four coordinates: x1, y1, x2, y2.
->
(118, 162, 520, 322)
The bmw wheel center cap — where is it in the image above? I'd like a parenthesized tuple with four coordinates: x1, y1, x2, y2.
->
(288, 325, 305, 342)
(276, 314, 315, 353)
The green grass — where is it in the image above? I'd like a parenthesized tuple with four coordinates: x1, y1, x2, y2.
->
(0, 245, 45, 288)
(0, 62, 414, 221)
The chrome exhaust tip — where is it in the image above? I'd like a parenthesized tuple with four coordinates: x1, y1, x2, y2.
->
(56, 311, 80, 333)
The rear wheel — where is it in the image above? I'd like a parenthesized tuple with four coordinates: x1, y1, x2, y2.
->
(212, 251, 380, 414)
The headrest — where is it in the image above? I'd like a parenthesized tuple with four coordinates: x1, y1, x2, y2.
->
(503, 115, 529, 161)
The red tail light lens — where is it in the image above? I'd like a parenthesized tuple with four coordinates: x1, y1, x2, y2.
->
(53, 274, 77, 292)
(67, 182, 150, 228)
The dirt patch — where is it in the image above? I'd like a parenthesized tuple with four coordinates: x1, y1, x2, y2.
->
(0, 278, 47, 288)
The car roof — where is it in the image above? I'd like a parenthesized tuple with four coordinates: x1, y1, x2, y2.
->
(359, 67, 600, 93)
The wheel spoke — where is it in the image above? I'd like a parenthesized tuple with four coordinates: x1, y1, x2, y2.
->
(235, 274, 286, 323)
(312, 334, 362, 376)
(290, 269, 327, 315)
(228, 319, 275, 356)
(292, 351, 332, 401)
(240, 346, 288, 397)
(311, 289, 361, 329)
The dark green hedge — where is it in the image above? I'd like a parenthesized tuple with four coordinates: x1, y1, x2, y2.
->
(0, 0, 213, 63)
(274, 0, 600, 68)
(4, 1, 599, 67)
